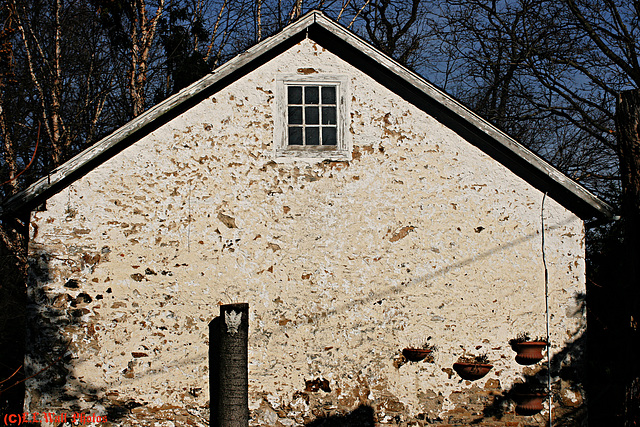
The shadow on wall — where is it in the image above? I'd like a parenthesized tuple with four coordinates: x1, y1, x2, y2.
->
(0, 234, 28, 419)
(475, 307, 588, 425)
(586, 223, 631, 427)
(295, 294, 589, 426)
(254, 217, 586, 425)
(25, 244, 213, 425)
(24, 249, 179, 425)
(22, 216, 587, 426)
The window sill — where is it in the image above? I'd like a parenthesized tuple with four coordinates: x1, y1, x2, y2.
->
(275, 146, 351, 161)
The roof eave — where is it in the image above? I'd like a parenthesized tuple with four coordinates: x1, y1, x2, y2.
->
(1, 10, 615, 221)
(310, 13, 615, 220)
(1, 13, 319, 218)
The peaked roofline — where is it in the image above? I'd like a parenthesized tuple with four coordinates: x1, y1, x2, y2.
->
(1, 10, 615, 220)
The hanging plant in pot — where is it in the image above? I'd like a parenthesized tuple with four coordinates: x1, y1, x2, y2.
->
(509, 332, 548, 365)
(512, 383, 548, 416)
(452, 354, 493, 380)
(402, 342, 437, 362)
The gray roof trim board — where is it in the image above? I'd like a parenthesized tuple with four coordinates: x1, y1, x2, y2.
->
(1, 11, 615, 220)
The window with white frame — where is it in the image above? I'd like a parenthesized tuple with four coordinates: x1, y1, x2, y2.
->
(275, 75, 349, 159)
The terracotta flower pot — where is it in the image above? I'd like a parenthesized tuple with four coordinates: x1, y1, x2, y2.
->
(513, 341, 547, 365)
(452, 362, 493, 380)
(402, 348, 432, 362)
(514, 392, 547, 415)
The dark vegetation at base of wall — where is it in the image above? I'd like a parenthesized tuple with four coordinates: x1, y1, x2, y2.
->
(0, 215, 30, 420)
(305, 404, 375, 426)
(0, 247, 27, 419)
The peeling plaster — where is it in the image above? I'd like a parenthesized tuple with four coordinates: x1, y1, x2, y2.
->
(27, 39, 586, 426)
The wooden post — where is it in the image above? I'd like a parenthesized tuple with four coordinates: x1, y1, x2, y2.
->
(210, 303, 249, 427)
(615, 90, 640, 426)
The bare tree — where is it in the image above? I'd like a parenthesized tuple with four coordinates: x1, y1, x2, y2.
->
(0, 6, 18, 197)
(8, 0, 114, 167)
(92, 0, 165, 117)
(10, 0, 66, 164)
(352, 0, 434, 68)
(0, 4, 28, 416)
(256, 0, 263, 41)
(129, 0, 164, 116)
(1, 0, 114, 414)
(289, 0, 303, 22)
(429, 0, 620, 199)
(440, 0, 639, 423)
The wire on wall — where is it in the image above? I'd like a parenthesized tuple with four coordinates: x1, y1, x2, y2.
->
(187, 183, 192, 252)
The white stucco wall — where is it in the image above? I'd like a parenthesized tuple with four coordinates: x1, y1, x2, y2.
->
(27, 38, 586, 426)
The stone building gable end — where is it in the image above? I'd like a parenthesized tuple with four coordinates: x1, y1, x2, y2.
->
(11, 10, 601, 427)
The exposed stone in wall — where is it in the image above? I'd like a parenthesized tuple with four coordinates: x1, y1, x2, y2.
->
(25, 38, 587, 426)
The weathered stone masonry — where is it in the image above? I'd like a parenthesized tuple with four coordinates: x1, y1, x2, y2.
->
(23, 25, 594, 426)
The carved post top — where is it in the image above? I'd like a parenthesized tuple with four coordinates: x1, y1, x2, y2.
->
(220, 303, 249, 335)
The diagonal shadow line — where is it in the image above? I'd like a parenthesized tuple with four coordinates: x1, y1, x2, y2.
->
(302, 217, 576, 329)
(102, 220, 574, 407)
(60, 216, 563, 386)
(24, 215, 577, 424)
(72, 352, 209, 384)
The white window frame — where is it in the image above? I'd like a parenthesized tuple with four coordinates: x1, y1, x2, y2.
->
(275, 74, 350, 160)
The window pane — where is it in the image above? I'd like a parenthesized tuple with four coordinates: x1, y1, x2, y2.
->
(288, 106, 302, 124)
(284, 82, 342, 150)
(288, 86, 302, 104)
(322, 127, 337, 145)
(322, 106, 336, 125)
(306, 107, 319, 124)
(289, 127, 303, 145)
(306, 127, 320, 145)
(305, 86, 319, 104)
(321, 86, 336, 104)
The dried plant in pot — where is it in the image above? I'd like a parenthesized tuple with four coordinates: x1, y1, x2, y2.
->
(512, 383, 548, 416)
(509, 332, 548, 365)
(402, 342, 437, 362)
(452, 354, 493, 380)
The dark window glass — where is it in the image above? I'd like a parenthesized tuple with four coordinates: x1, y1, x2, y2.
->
(288, 106, 302, 124)
(286, 84, 341, 147)
(288, 86, 302, 104)
(305, 107, 319, 124)
(322, 127, 337, 145)
(306, 127, 320, 145)
(322, 107, 336, 125)
(289, 127, 303, 145)
(321, 86, 336, 104)
(305, 86, 319, 104)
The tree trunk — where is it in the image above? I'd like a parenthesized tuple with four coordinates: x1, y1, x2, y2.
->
(256, 0, 263, 42)
(128, 0, 164, 118)
(289, 0, 302, 22)
(615, 89, 640, 426)
(0, 94, 17, 196)
(50, 0, 63, 164)
(0, 213, 30, 418)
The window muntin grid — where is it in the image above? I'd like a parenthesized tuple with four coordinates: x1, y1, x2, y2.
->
(287, 85, 338, 146)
